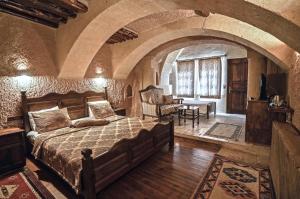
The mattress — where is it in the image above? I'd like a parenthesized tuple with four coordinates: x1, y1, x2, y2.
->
(31, 117, 157, 193)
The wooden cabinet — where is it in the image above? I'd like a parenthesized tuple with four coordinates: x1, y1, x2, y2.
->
(246, 101, 271, 145)
(246, 100, 292, 145)
(0, 128, 26, 174)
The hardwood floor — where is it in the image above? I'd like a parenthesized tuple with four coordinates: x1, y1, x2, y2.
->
(27, 137, 220, 199)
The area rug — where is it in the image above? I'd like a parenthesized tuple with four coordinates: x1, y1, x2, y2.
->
(191, 155, 275, 199)
(0, 168, 55, 199)
(204, 122, 242, 140)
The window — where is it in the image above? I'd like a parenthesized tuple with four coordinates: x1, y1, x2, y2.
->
(176, 57, 222, 98)
(197, 57, 222, 98)
(176, 60, 195, 97)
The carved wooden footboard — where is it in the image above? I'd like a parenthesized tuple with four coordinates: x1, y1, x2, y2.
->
(80, 120, 174, 199)
(21, 90, 174, 198)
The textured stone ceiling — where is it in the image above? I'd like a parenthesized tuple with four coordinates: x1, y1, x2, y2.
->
(247, 0, 300, 26)
(177, 43, 247, 60)
(55, 0, 300, 79)
(126, 10, 196, 33)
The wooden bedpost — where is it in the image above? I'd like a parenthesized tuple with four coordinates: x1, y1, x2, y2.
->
(104, 87, 108, 100)
(169, 119, 174, 149)
(81, 148, 96, 199)
(21, 91, 30, 132)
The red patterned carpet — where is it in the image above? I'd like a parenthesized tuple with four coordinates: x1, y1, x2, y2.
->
(191, 155, 275, 199)
(0, 169, 54, 199)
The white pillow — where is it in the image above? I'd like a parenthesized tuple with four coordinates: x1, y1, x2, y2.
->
(71, 117, 92, 126)
(87, 100, 113, 118)
(28, 106, 59, 131)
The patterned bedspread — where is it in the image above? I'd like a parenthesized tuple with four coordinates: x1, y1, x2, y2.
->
(32, 117, 157, 192)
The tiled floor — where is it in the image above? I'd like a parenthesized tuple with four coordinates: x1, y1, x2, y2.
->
(174, 113, 246, 144)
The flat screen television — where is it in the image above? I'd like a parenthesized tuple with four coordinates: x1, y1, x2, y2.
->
(266, 73, 287, 98)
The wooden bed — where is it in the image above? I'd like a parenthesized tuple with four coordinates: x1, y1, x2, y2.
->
(21, 88, 174, 199)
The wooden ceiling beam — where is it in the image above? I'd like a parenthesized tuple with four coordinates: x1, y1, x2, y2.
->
(0, 1, 60, 27)
(17, 0, 70, 21)
(45, 0, 87, 13)
(194, 10, 210, 17)
(0, 0, 88, 28)
(106, 27, 138, 44)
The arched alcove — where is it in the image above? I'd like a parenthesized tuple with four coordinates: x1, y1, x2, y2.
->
(126, 84, 133, 98)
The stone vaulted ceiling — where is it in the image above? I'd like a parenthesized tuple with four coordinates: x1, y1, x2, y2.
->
(52, 0, 300, 79)
(126, 10, 196, 33)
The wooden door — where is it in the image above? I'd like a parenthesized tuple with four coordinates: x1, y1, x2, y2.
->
(227, 58, 248, 114)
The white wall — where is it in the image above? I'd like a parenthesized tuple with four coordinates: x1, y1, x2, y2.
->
(160, 43, 247, 113)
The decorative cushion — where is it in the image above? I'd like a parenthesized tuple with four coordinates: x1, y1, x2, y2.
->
(88, 100, 115, 119)
(71, 118, 109, 128)
(71, 117, 91, 125)
(28, 106, 59, 131)
(141, 90, 152, 102)
(31, 108, 71, 133)
(163, 95, 174, 104)
(148, 89, 163, 104)
(160, 104, 182, 115)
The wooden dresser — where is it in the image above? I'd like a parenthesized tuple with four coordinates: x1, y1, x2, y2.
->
(0, 128, 26, 174)
(246, 100, 292, 145)
(270, 122, 300, 199)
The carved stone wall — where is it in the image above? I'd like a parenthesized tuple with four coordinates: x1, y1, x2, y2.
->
(0, 76, 126, 128)
(0, 14, 126, 129)
(0, 13, 113, 79)
(288, 52, 300, 130)
(0, 13, 57, 76)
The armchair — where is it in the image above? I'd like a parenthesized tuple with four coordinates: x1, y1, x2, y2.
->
(139, 85, 182, 120)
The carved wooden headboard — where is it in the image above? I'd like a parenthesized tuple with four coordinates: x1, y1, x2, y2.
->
(21, 88, 108, 132)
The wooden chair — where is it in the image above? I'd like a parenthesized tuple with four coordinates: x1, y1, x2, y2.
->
(139, 85, 182, 120)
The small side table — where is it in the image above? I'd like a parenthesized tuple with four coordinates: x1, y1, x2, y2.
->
(114, 108, 126, 116)
(178, 106, 200, 128)
(0, 128, 26, 175)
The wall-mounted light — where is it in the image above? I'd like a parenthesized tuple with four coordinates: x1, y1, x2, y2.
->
(12, 73, 32, 91)
(95, 67, 103, 75)
(14, 56, 29, 71)
(93, 77, 107, 88)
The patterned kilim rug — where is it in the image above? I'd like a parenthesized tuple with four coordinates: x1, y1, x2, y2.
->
(204, 122, 242, 141)
(191, 155, 275, 199)
(0, 168, 55, 199)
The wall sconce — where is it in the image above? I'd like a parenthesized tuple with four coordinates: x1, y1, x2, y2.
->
(14, 56, 29, 71)
(93, 77, 107, 89)
(13, 70, 32, 91)
(13, 73, 32, 92)
(95, 67, 103, 75)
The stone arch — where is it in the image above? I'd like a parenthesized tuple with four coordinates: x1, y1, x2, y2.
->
(56, 0, 300, 79)
(149, 39, 247, 88)
(112, 16, 294, 79)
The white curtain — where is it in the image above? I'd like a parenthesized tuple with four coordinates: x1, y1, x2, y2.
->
(196, 57, 222, 98)
(176, 60, 195, 97)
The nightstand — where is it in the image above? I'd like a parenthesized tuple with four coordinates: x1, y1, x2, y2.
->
(0, 128, 26, 174)
(114, 108, 126, 116)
